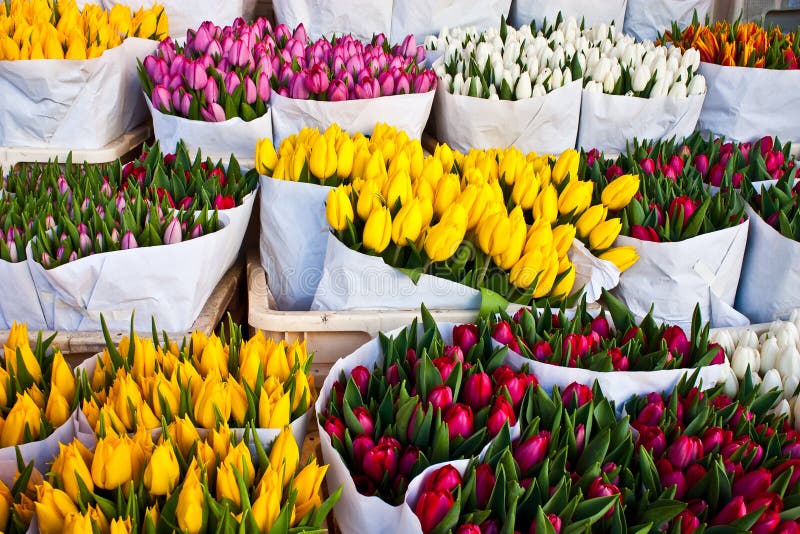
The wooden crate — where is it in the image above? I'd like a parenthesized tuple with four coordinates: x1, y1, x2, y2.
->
(1, 261, 245, 366)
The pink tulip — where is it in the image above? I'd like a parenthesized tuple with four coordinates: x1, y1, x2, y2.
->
(151, 86, 172, 113)
(514, 431, 550, 473)
(256, 71, 271, 101)
(322, 416, 345, 442)
(463, 372, 492, 410)
(184, 60, 208, 91)
(444, 403, 474, 439)
(415, 491, 454, 533)
(423, 465, 462, 494)
(200, 103, 226, 122)
(204, 77, 219, 104)
(244, 77, 257, 104)
(143, 56, 168, 84)
(711, 495, 748, 525)
(121, 231, 138, 250)
(163, 218, 182, 245)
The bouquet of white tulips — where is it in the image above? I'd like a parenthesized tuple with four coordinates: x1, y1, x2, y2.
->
(508, 0, 627, 31)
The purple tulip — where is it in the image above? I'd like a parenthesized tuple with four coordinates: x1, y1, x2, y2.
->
(79, 232, 92, 254)
(224, 71, 241, 96)
(244, 77, 257, 104)
(227, 39, 253, 68)
(190, 224, 204, 239)
(143, 56, 168, 84)
(121, 231, 138, 250)
(151, 85, 172, 113)
(289, 75, 310, 100)
(169, 55, 186, 77)
(180, 93, 193, 116)
(184, 60, 208, 91)
(157, 38, 176, 63)
(190, 25, 215, 54)
(414, 71, 436, 93)
(204, 77, 219, 104)
(163, 218, 182, 245)
(256, 71, 271, 101)
(200, 103, 226, 122)
(327, 79, 348, 101)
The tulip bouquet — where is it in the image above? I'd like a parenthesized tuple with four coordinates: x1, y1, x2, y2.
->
(625, 375, 800, 532)
(0, 0, 167, 61)
(318, 310, 541, 506)
(661, 19, 800, 144)
(77, 318, 315, 446)
(742, 175, 800, 242)
(587, 133, 796, 188)
(22, 424, 338, 534)
(0, 322, 77, 449)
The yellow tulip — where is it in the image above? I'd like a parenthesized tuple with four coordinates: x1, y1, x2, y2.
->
(256, 138, 279, 175)
(383, 170, 413, 208)
(433, 173, 461, 218)
(533, 249, 561, 298)
(589, 218, 622, 251)
(252, 469, 282, 532)
(209, 423, 232, 460)
(259, 386, 292, 429)
(511, 169, 541, 210)
(81, 398, 100, 432)
(362, 206, 392, 254)
(151, 372, 180, 420)
(434, 144, 455, 173)
(132, 335, 156, 379)
(309, 135, 338, 180)
(424, 218, 466, 262)
(63, 511, 94, 534)
(1, 393, 40, 446)
(420, 157, 444, 186)
(5, 341, 42, 385)
(5, 321, 28, 352)
(0, 367, 8, 408)
(229, 378, 249, 426)
(54, 442, 93, 504)
(51, 351, 75, 401)
(144, 442, 180, 496)
(91, 434, 132, 490)
(510, 250, 545, 290)
(336, 137, 355, 179)
(43, 34, 64, 59)
(265, 341, 291, 382)
(352, 148, 374, 180)
(176, 469, 205, 534)
(291, 370, 312, 413)
(388, 150, 411, 178)
(107, 370, 145, 431)
(290, 145, 307, 182)
(225, 441, 257, 486)
(524, 218, 554, 256)
(558, 180, 594, 217)
(532, 185, 559, 224)
(45, 387, 72, 428)
(551, 264, 576, 299)
(326, 187, 354, 232)
(1, 36, 19, 60)
(292, 460, 328, 523)
(143, 505, 160, 531)
(168, 415, 202, 458)
(356, 180, 383, 221)
(197, 334, 228, 378)
(110, 517, 132, 534)
(599, 246, 639, 272)
(477, 210, 511, 257)
(194, 374, 231, 429)
(601, 174, 640, 211)
(270, 427, 300, 486)
(575, 204, 608, 239)
(64, 36, 86, 60)
(27, 383, 45, 408)
(35, 482, 78, 534)
(408, 143, 425, 180)
(552, 224, 577, 258)
(392, 199, 424, 246)
(217, 462, 242, 508)
(499, 149, 523, 185)
(494, 207, 527, 270)
(552, 149, 580, 184)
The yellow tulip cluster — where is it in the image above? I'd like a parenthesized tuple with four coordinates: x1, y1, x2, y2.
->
(16, 423, 334, 534)
(258, 123, 641, 302)
(80, 327, 315, 437)
(0, 0, 168, 61)
(0, 322, 76, 448)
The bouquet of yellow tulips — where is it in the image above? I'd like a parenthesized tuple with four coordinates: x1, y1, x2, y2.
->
(5, 422, 339, 534)
(76, 319, 315, 446)
(0, 322, 77, 449)
(258, 124, 640, 307)
(0, 0, 167, 61)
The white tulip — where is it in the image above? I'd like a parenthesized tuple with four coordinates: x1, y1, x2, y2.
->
(761, 337, 781, 373)
(666, 56, 680, 74)
(452, 73, 464, 94)
(723, 367, 739, 398)
(565, 42, 576, 60)
(770, 399, 791, 421)
(687, 75, 706, 96)
(761, 369, 784, 394)
(749, 369, 762, 387)
(778, 345, 800, 381)
(738, 330, 760, 349)
(774, 322, 800, 348)
(563, 67, 573, 85)
(585, 80, 603, 93)
(549, 67, 563, 90)
(491, 36, 503, 51)
(425, 35, 439, 50)
(619, 44, 634, 67)
(526, 56, 539, 77)
(632, 65, 651, 92)
(550, 30, 564, 48)
(536, 67, 552, 86)
(538, 48, 554, 70)
(515, 71, 532, 99)
(593, 24, 609, 43)
(592, 57, 611, 83)
(504, 43, 520, 69)
(442, 74, 452, 89)
(709, 330, 737, 356)
(551, 47, 566, 70)
(791, 310, 800, 335)
(488, 88, 499, 100)
(564, 18, 579, 42)
(649, 78, 669, 97)
(681, 48, 701, 72)
(603, 71, 616, 93)
(668, 46, 683, 63)
(476, 42, 491, 71)
(731, 346, 761, 379)
(785, 374, 800, 400)
(500, 69, 513, 90)
(668, 81, 688, 99)
(532, 83, 547, 97)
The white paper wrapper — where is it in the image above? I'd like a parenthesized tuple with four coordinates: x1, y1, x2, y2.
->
(697, 62, 800, 145)
(0, 38, 157, 150)
(623, 0, 713, 42)
(390, 0, 511, 44)
(736, 181, 800, 323)
(577, 91, 705, 154)
(569, 239, 621, 303)
(272, 0, 393, 41)
(270, 91, 434, 148)
(311, 234, 482, 312)
(433, 79, 581, 154)
(0, 413, 77, 488)
(509, 0, 627, 29)
(259, 176, 331, 311)
(149, 100, 272, 166)
(28, 193, 255, 332)
(0, 260, 47, 330)
(613, 222, 751, 332)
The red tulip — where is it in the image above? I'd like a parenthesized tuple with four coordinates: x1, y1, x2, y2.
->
(487, 396, 516, 436)
(605, 164, 624, 180)
(686, 464, 707, 488)
(492, 321, 515, 345)
(352, 434, 375, 467)
(463, 372, 492, 410)
(399, 446, 420, 477)
(444, 403, 474, 440)
(428, 385, 454, 411)
(668, 196, 699, 229)
(362, 443, 398, 483)
(561, 383, 593, 409)
(637, 401, 664, 426)
(444, 345, 465, 362)
(667, 435, 703, 470)
(631, 224, 661, 242)
(636, 425, 667, 458)
(711, 495, 748, 525)
(456, 525, 482, 534)
(529, 514, 562, 534)
(590, 316, 611, 339)
(323, 416, 345, 442)
(776, 521, 800, 534)
(432, 357, 457, 383)
(415, 490, 454, 533)
(708, 343, 726, 365)
(453, 324, 480, 354)
(753, 512, 783, 534)
(661, 471, 687, 499)
(531, 341, 553, 362)
(423, 465, 463, 494)
(702, 427, 729, 454)
(760, 136, 774, 156)
(676, 510, 700, 534)
(733, 468, 772, 497)
(514, 431, 551, 474)
(562, 335, 590, 361)
(661, 325, 691, 361)
(748, 492, 783, 515)
(352, 406, 374, 435)
(639, 158, 656, 174)
(495, 373, 528, 408)
(609, 347, 629, 371)
(475, 463, 496, 508)
(350, 365, 371, 398)
(621, 327, 645, 346)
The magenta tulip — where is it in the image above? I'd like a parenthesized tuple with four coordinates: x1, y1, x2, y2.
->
(398, 446, 420, 477)
(668, 196, 699, 228)
(352, 406, 374, 435)
(732, 468, 772, 497)
(350, 365, 370, 399)
(487, 396, 516, 436)
(428, 385, 454, 411)
(415, 490, 454, 533)
(151, 85, 172, 113)
(712, 495, 748, 525)
(514, 431, 550, 474)
(667, 435, 703, 470)
(352, 434, 374, 467)
(453, 324, 480, 354)
(561, 383, 593, 409)
(362, 443, 398, 483)
(121, 231, 138, 250)
(475, 463, 495, 508)
(423, 465, 462, 494)
(322, 416, 345, 442)
(444, 403, 474, 439)
(463, 372, 492, 410)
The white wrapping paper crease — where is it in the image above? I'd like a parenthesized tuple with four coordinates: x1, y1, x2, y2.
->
(577, 91, 705, 154)
(0, 260, 47, 330)
(509, 0, 627, 29)
(736, 182, 800, 323)
(73, 355, 310, 449)
(149, 100, 272, 166)
(613, 222, 750, 332)
(269, 91, 434, 148)
(433, 79, 582, 154)
(259, 176, 331, 311)
(698, 63, 800, 145)
(75, 0, 257, 39)
(272, 0, 393, 41)
(0, 414, 77, 488)
(390, 0, 511, 44)
(0, 38, 156, 150)
(27, 192, 255, 332)
(569, 239, 621, 303)
(623, 0, 713, 42)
